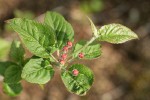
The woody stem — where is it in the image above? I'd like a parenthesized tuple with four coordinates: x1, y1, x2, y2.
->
(50, 54, 59, 63)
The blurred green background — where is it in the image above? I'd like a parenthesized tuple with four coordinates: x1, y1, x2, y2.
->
(0, 0, 149, 100)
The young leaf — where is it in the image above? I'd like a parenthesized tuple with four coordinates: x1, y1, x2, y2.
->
(8, 18, 55, 58)
(73, 40, 101, 59)
(4, 65, 22, 84)
(3, 82, 22, 96)
(44, 11, 74, 50)
(21, 57, 54, 84)
(61, 64, 94, 96)
(98, 23, 138, 43)
(9, 40, 25, 63)
(0, 62, 15, 76)
(87, 16, 98, 37)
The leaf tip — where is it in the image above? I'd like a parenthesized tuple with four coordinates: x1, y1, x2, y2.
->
(135, 34, 139, 39)
(5, 19, 11, 23)
(132, 33, 139, 40)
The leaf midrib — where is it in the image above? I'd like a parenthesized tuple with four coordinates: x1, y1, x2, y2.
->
(100, 34, 137, 40)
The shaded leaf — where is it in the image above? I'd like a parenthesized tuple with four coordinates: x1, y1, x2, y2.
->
(0, 61, 15, 76)
(4, 65, 22, 84)
(9, 40, 25, 63)
(3, 82, 22, 96)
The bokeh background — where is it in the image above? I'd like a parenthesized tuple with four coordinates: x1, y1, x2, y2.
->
(0, 0, 150, 100)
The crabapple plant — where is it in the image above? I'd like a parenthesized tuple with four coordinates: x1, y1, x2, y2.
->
(0, 11, 138, 96)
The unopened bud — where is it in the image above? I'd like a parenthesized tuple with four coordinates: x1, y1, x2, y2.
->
(72, 69, 79, 76)
(61, 53, 67, 60)
(63, 46, 69, 52)
(78, 52, 84, 58)
(67, 41, 73, 48)
(60, 60, 65, 65)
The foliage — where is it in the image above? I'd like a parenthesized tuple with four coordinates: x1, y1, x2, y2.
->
(80, 0, 104, 13)
(4, 10, 35, 32)
(0, 38, 11, 61)
(0, 11, 138, 96)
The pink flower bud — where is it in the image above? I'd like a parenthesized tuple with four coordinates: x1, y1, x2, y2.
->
(61, 53, 67, 60)
(63, 46, 69, 52)
(67, 41, 73, 48)
(78, 52, 84, 58)
(72, 69, 79, 76)
(60, 60, 65, 65)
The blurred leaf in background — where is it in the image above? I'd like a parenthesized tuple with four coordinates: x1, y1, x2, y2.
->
(80, 0, 104, 13)
(14, 10, 35, 19)
(4, 10, 35, 32)
(0, 38, 11, 61)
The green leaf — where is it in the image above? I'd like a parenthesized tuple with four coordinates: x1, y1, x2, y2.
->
(98, 23, 138, 43)
(9, 18, 56, 58)
(61, 64, 94, 96)
(4, 65, 22, 84)
(21, 57, 54, 84)
(3, 82, 22, 96)
(44, 11, 74, 50)
(0, 38, 11, 60)
(0, 61, 15, 76)
(87, 16, 98, 37)
(73, 40, 101, 59)
(9, 40, 25, 63)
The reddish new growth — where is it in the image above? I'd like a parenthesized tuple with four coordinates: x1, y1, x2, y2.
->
(67, 41, 73, 48)
(63, 46, 69, 53)
(60, 41, 73, 65)
(78, 52, 84, 58)
(60, 59, 65, 65)
(72, 69, 79, 76)
(61, 53, 67, 60)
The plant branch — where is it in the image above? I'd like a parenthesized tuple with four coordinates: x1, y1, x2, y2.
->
(68, 36, 97, 62)
(50, 54, 59, 63)
(57, 50, 60, 57)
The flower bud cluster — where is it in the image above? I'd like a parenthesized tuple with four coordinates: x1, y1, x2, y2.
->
(59, 41, 73, 65)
